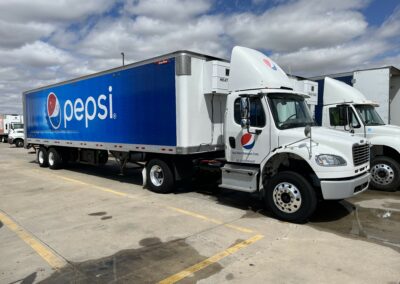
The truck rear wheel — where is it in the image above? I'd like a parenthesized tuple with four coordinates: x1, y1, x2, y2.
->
(38, 147, 48, 167)
(264, 171, 317, 223)
(48, 148, 63, 170)
(370, 156, 400, 192)
(146, 159, 174, 193)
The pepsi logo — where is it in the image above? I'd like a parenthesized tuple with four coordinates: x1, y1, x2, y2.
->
(263, 58, 278, 71)
(47, 92, 61, 129)
(241, 133, 255, 150)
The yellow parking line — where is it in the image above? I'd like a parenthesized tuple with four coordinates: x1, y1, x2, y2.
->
(158, 234, 264, 284)
(0, 211, 66, 269)
(167, 206, 254, 233)
(51, 174, 130, 198)
(45, 172, 254, 234)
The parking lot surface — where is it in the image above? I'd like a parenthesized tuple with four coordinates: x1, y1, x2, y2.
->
(0, 143, 399, 283)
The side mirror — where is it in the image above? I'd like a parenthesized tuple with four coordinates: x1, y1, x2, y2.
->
(304, 125, 311, 138)
(240, 97, 250, 129)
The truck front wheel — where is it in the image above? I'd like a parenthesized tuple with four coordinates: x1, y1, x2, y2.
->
(264, 171, 317, 223)
(146, 159, 174, 194)
(370, 156, 400, 192)
(38, 147, 48, 167)
(48, 148, 63, 170)
(15, 139, 24, 148)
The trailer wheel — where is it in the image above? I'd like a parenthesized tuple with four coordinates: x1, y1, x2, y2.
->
(370, 156, 400, 192)
(48, 148, 63, 170)
(264, 171, 317, 223)
(2, 136, 7, 143)
(146, 159, 174, 193)
(37, 147, 48, 167)
(15, 139, 24, 148)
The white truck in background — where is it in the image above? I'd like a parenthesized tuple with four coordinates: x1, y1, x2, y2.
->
(289, 77, 318, 119)
(0, 114, 24, 143)
(8, 128, 24, 148)
(24, 46, 370, 223)
(315, 77, 400, 191)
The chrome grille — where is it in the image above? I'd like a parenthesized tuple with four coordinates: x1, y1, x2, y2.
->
(353, 143, 370, 166)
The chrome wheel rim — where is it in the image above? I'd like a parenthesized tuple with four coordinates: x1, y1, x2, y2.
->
(150, 165, 164, 186)
(48, 152, 55, 166)
(38, 151, 44, 164)
(371, 163, 394, 185)
(272, 182, 302, 213)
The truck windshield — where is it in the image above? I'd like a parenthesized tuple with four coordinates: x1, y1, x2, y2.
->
(354, 105, 385, 126)
(12, 123, 24, 129)
(268, 93, 315, 130)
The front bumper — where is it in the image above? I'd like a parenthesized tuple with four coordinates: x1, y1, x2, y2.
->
(320, 172, 370, 200)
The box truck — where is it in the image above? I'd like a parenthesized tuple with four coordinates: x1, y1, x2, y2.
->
(0, 114, 24, 143)
(311, 77, 400, 191)
(23, 46, 370, 222)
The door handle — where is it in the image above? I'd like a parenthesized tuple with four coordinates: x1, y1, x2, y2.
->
(229, 137, 236, 148)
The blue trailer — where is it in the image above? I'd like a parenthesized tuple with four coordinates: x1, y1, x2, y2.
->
(24, 50, 230, 193)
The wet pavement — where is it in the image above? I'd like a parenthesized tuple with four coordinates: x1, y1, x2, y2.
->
(0, 144, 399, 283)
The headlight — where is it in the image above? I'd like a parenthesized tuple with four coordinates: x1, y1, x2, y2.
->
(315, 154, 347, 167)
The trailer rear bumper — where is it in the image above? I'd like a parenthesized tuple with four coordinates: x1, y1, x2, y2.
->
(320, 172, 370, 200)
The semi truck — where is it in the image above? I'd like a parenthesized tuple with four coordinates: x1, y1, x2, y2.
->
(314, 77, 400, 191)
(23, 46, 370, 222)
(0, 114, 23, 143)
(310, 66, 400, 126)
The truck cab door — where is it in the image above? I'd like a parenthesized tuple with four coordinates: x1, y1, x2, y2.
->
(225, 94, 270, 164)
(326, 105, 363, 135)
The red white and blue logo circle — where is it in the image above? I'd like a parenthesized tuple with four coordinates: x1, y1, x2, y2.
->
(241, 133, 255, 150)
(47, 92, 61, 129)
(263, 58, 278, 71)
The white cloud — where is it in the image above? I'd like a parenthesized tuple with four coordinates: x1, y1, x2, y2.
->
(124, 0, 211, 20)
(0, 0, 113, 23)
(0, 21, 54, 48)
(77, 14, 228, 63)
(226, 0, 368, 52)
(0, 41, 72, 68)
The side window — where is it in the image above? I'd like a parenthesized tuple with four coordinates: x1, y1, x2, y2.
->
(329, 107, 341, 126)
(329, 107, 360, 128)
(234, 97, 266, 127)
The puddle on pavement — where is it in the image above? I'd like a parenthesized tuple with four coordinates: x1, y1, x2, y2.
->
(88, 212, 107, 216)
(39, 237, 223, 283)
(310, 201, 400, 252)
(101, 216, 112, 220)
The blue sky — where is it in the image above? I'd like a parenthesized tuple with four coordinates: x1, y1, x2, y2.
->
(0, 0, 399, 113)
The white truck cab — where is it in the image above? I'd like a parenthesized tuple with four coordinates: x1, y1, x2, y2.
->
(8, 128, 24, 148)
(320, 77, 400, 191)
(220, 47, 370, 222)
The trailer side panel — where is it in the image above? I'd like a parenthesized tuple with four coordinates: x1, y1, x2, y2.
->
(25, 59, 177, 147)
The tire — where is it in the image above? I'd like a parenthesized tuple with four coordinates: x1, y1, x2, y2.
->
(15, 139, 24, 148)
(264, 171, 317, 223)
(146, 159, 174, 193)
(37, 147, 48, 167)
(48, 148, 63, 170)
(2, 136, 7, 143)
(370, 156, 400, 192)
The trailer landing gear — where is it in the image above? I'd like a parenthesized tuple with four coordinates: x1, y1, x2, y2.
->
(110, 151, 129, 175)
